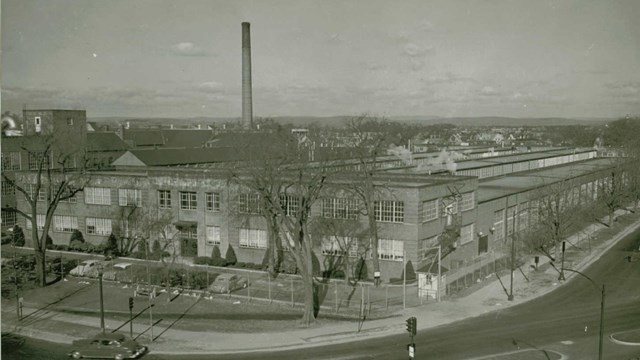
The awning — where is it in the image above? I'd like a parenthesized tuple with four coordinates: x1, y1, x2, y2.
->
(173, 220, 197, 229)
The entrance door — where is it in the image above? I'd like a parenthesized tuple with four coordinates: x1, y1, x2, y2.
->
(478, 235, 488, 254)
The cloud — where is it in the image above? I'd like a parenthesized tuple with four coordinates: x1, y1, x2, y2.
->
(402, 43, 435, 71)
(479, 86, 501, 96)
(422, 72, 477, 85)
(196, 81, 224, 93)
(171, 42, 207, 56)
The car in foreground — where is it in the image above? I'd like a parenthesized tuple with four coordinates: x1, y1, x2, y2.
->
(103, 262, 133, 282)
(208, 273, 249, 294)
(68, 332, 147, 359)
(69, 260, 101, 277)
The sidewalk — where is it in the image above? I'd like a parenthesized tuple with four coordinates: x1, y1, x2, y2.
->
(3, 212, 640, 355)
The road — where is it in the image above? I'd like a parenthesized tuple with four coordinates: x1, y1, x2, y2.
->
(4, 228, 639, 360)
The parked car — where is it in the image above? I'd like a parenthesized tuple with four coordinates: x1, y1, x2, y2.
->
(68, 332, 147, 359)
(134, 284, 156, 298)
(69, 260, 101, 277)
(208, 273, 249, 294)
(103, 263, 133, 282)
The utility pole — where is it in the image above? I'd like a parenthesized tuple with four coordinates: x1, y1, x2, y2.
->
(98, 264, 105, 333)
(403, 249, 406, 309)
(508, 205, 517, 301)
(558, 241, 566, 280)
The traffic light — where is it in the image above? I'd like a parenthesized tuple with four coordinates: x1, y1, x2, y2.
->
(128, 296, 134, 310)
(405, 317, 417, 336)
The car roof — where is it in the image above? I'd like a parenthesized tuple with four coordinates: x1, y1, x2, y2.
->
(215, 273, 236, 280)
(82, 260, 100, 265)
(113, 262, 132, 269)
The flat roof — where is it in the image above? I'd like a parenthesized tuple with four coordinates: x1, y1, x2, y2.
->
(477, 157, 616, 203)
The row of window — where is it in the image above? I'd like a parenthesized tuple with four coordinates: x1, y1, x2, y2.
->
(420, 191, 475, 223)
(17, 211, 478, 262)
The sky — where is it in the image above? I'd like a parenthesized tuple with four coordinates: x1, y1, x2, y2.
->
(2, 0, 639, 119)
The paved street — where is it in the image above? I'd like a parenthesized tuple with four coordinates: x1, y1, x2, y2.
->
(3, 217, 639, 360)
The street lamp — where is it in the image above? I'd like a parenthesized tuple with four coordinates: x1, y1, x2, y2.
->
(98, 263, 105, 334)
(560, 268, 605, 360)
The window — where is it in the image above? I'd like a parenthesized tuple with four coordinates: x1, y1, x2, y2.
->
(206, 192, 221, 212)
(28, 184, 46, 201)
(1, 181, 15, 196)
(35, 116, 41, 125)
(460, 192, 475, 212)
(67, 118, 73, 126)
(321, 236, 358, 257)
(279, 194, 300, 216)
(85, 187, 111, 205)
(86, 217, 112, 235)
(158, 190, 171, 209)
(180, 228, 198, 239)
(29, 152, 50, 170)
(238, 193, 260, 214)
(60, 192, 77, 203)
(1, 210, 17, 228)
(378, 239, 404, 261)
(1, 152, 21, 171)
(460, 223, 475, 245)
(206, 226, 221, 245)
(493, 209, 505, 242)
(506, 206, 517, 236)
(374, 200, 404, 223)
(239, 228, 267, 249)
(529, 200, 539, 225)
(180, 191, 198, 210)
(322, 198, 359, 220)
(119, 189, 142, 207)
(26, 214, 46, 230)
(417, 235, 439, 261)
(518, 202, 529, 231)
(421, 199, 439, 222)
(53, 215, 78, 233)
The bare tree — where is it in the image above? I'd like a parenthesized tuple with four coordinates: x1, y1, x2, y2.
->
(595, 160, 631, 226)
(228, 129, 340, 326)
(2, 136, 88, 286)
(343, 115, 399, 282)
(523, 179, 588, 260)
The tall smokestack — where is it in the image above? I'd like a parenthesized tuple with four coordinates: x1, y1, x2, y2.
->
(242, 22, 253, 130)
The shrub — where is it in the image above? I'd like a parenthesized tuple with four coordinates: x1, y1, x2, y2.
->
(152, 240, 162, 255)
(69, 240, 95, 253)
(104, 233, 119, 256)
(45, 235, 53, 248)
(211, 245, 222, 261)
(187, 271, 209, 289)
(194, 257, 212, 265)
(69, 229, 85, 244)
(12, 225, 25, 247)
(224, 244, 237, 265)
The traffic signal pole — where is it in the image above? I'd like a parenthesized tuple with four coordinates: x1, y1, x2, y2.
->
(128, 297, 134, 338)
(405, 317, 417, 359)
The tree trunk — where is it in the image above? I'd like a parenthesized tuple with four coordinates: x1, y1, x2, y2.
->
(366, 198, 380, 276)
(299, 242, 316, 327)
(34, 248, 47, 287)
(368, 212, 380, 275)
(608, 209, 614, 227)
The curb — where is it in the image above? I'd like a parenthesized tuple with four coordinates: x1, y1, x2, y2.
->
(609, 330, 640, 347)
